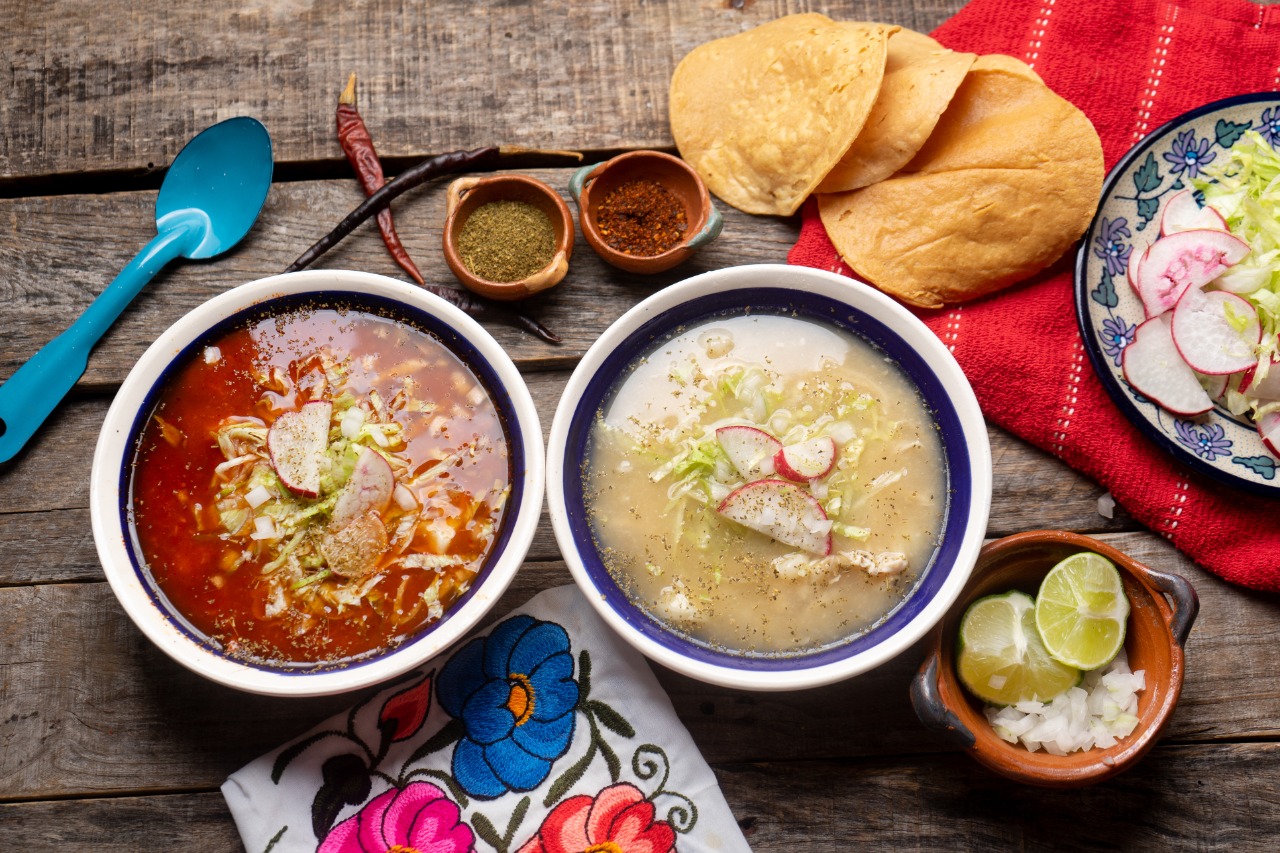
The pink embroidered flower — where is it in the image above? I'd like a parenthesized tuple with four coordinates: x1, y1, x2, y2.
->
(515, 783, 676, 853)
(380, 673, 433, 742)
(318, 781, 475, 853)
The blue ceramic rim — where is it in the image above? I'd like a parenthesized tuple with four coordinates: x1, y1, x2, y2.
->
(560, 287, 975, 671)
(116, 290, 527, 674)
(1073, 91, 1280, 497)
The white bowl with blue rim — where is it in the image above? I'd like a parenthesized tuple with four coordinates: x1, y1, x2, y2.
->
(89, 270, 545, 697)
(1076, 91, 1280, 495)
(545, 263, 992, 691)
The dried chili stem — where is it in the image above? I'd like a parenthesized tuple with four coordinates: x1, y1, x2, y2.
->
(285, 145, 581, 344)
(337, 72, 425, 284)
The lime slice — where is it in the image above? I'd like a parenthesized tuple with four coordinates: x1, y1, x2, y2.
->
(1034, 551, 1131, 671)
(956, 590, 1081, 705)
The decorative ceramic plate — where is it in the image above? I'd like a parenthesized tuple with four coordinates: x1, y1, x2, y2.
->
(1075, 92, 1280, 496)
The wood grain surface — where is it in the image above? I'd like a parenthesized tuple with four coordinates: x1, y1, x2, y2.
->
(5, 0, 1280, 850)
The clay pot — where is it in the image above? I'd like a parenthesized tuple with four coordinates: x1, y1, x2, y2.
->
(911, 529, 1198, 787)
(568, 150, 722, 274)
(442, 174, 573, 301)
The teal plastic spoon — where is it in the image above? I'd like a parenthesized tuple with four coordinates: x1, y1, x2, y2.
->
(0, 116, 273, 464)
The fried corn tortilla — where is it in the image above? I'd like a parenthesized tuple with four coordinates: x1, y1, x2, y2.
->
(669, 14, 893, 216)
(817, 28, 976, 193)
(818, 54, 1104, 307)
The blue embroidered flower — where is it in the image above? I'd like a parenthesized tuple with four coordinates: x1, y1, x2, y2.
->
(1262, 108, 1280, 147)
(1174, 420, 1232, 461)
(1100, 316, 1137, 367)
(437, 615, 579, 799)
(1092, 217, 1133, 277)
(1162, 129, 1216, 179)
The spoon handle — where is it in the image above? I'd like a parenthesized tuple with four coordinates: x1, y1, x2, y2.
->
(0, 226, 194, 464)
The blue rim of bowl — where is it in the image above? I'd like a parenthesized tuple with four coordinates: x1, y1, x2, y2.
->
(116, 290, 526, 673)
(559, 286, 975, 671)
(1073, 90, 1280, 497)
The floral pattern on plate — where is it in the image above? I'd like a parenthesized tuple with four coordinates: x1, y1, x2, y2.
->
(1076, 93, 1280, 495)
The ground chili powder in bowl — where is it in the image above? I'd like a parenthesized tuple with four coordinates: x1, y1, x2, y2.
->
(570, 150, 722, 275)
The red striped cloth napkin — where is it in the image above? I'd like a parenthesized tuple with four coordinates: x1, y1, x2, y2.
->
(788, 0, 1280, 591)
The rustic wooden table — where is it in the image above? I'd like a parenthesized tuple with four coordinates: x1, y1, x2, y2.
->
(4, 0, 1280, 849)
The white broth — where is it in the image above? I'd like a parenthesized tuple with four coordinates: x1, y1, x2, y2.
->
(584, 314, 946, 654)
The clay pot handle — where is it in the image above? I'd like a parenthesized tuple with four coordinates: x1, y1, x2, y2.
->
(567, 162, 608, 205)
(519, 250, 570, 295)
(685, 202, 724, 250)
(1139, 565, 1200, 647)
(909, 649, 976, 750)
(445, 176, 485, 220)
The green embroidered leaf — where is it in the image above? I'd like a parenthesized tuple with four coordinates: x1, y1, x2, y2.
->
(599, 735, 621, 782)
(588, 700, 636, 738)
(262, 826, 287, 853)
(271, 730, 344, 784)
(1136, 196, 1161, 227)
(472, 813, 504, 851)
(1091, 270, 1118, 309)
(1216, 118, 1252, 148)
(1234, 455, 1278, 479)
(1134, 151, 1161, 193)
(578, 649, 592, 699)
(504, 797, 532, 847)
(545, 742, 596, 807)
(403, 717, 465, 768)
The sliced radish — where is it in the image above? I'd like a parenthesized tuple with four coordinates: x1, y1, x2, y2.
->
(717, 478, 832, 556)
(1171, 286, 1260, 375)
(1126, 241, 1150, 299)
(1195, 371, 1230, 402)
(331, 446, 396, 528)
(716, 425, 781, 480)
(267, 401, 333, 497)
(1259, 411, 1280, 457)
(1122, 316, 1213, 416)
(1133, 229, 1250, 317)
(1160, 189, 1228, 236)
(1241, 361, 1280, 402)
(773, 436, 837, 481)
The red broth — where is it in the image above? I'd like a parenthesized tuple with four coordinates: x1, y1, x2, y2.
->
(129, 307, 510, 665)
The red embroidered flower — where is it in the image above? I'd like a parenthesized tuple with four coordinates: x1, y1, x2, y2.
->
(380, 672, 433, 742)
(516, 783, 676, 853)
(317, 781, 475, 853)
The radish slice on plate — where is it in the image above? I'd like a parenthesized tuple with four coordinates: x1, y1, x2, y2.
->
(1133, 229, 1250, 318)
(716, 425, 781, 480)
(1195, 371, 1230, 402)
(1126, 241, 1150, 299)
(773, 436, 837, 482)
(717, 478, 832, 555)
(1160, 189, 1228, 236)
(1171, 286, 1260, 375)
(1259, 411, 1280, 456)
(1241, 361, 1280, 402)
(331, 446, 396, 528)
(1122, 316, 1214, 416)
(267, 401, 333, 497)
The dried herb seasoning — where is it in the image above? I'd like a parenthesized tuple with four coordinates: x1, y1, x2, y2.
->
(596, 179, 687, 256)
(457, 200, 556, 283)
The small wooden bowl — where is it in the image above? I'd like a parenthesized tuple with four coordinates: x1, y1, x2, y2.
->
(911, 530, 1198, 788)
(568, 150, 722, 274)
(442, 174, 573, 301)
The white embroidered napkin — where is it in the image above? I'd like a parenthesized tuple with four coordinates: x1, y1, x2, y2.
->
(223, 584, 751, 853)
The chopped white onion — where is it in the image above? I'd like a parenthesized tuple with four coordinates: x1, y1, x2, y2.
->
(985, 650, 1145, 754)
(203, 346, 222, 364)
(244, 485, 272, 509)
(393, 483, 418, 511)
(1097, 492, 1116, 519)
(249, 515, 278, 540)
(341, 407, 366, 440)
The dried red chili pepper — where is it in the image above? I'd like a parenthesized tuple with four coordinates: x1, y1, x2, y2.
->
(337, 73, 426, 285)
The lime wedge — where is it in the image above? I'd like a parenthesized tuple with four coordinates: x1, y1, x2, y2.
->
(956, 590, 1081, 705)
(1034, 551, 1130, 671)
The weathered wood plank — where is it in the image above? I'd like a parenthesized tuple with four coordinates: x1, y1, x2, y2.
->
(0, 531, 1274, 799)
(0, 171, 796, 388)
(6, 741, 1280, 851)
(0, 0, 968, 180)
